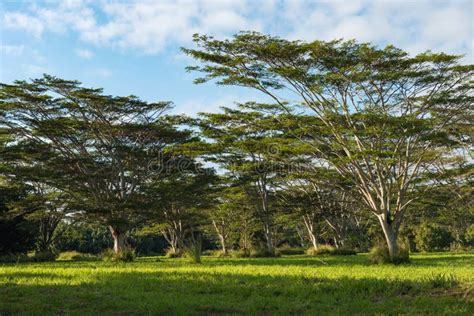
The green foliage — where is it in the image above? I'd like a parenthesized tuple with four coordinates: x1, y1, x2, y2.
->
(0, 253, 30, 263)
(183, 238, 202, 264)
(465, 224, 474, 247)
(101, 247, 136, 262)
(0, 180, 38, 254)
(307, 245, 357, 256)
(414, 223, 453, 252)
(229, 249, 251, 258)
(56, 223, 112, 254)
(165, 248, 183, 258)
(249, 248, 280, 258)
(1, 75, 198, 245)
(369, 244, 410, 265)
(276, 245, 305, 255)
(307, 245, 334, 255)
(184, 31, 473, 264)
(56, 251, 98, 262)
(29, 250, 58, 262)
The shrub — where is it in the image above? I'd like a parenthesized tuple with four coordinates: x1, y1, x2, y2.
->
(0, 253, 30, 263)
(414, 223, 453, 252)
(101, 247, 135, 262)
(249, 248, 280, 258)
(464, 224, 474, 247)
(229, 249, 250, 258)
(331, 247, 357, 256)
(56, 251, 98, 261)
(307, 245, 357, 256)
(307, 245, 333, 255)
(29, 250, 58, 262)
(277, 245, 305, 256)
(369, 244, 410, 264)
(201, 249, 228, 257)
(165, 248, 183, 258)
(183, 235, 202, 264)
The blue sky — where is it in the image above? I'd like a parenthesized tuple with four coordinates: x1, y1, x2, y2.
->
(1, 0, 472, 116)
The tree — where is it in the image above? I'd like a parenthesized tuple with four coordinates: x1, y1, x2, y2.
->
(0, 179, 38, 254)
(1, 75, 195, 254)
(194, 104, 287, 254)
(144, 165, 216, 255)
(183, 32, 473, 260)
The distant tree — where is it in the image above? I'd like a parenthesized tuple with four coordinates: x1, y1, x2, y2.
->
(0, 75, 195, 254)
(184, 32, 473, 260)
(414, 222, 453, 252)
(194, 104, 287, 254)
(143, 167, 216, 255)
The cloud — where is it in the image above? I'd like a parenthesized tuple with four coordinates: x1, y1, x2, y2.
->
(75, 48, 93, 59)
(1, 0, 472, 60)
(92, 68, 112, 78)
(0, 44, 24, 56)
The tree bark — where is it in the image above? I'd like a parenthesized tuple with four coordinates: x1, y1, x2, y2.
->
(263, 223, 274, 254)
(109, 226, 127, 254)
(303, 215, 318, 249)
(212, 219, 228, 255)
(377, 214, 398, 259)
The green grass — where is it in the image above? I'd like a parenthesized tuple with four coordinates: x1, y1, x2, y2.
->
(1, 253, 473, 315)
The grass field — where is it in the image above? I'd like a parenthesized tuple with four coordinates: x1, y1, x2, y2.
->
(1, 252, 473, 315)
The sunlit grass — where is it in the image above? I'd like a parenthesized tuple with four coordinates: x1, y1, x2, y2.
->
(1, 252, 473, 314)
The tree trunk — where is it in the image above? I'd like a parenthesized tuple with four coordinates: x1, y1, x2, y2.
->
(109, 226, 127, 254)
(303, 215, 318, 249)
(263, 223, 274, 254)
(377, 214, 398, 259)
(212, 219, 228, 255)
(220, 235, 227, 255)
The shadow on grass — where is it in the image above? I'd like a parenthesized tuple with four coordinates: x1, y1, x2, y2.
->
(1, 265, 471, 315)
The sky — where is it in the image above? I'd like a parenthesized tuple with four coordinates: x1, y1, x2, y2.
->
(1, 0, 473, 116)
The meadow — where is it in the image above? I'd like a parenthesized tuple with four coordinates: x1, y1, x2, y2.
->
(0, 252, 473, 315)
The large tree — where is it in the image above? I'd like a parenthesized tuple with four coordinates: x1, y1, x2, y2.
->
(194, 104, 288, 254)
(183, 32, 473, 260)
(1, 75, 195, 254)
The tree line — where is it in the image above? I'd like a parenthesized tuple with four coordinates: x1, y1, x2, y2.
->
(1, 32, 472, 262)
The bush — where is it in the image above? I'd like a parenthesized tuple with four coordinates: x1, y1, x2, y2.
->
(0, 253, 30, 263)
(229, 249, 250, 258)
(331, 247, 357, 256)
(56, 251, 98, 261)
(307, 245, 333, 255)
(101, 247, 135, 262)
(464, 224, 474, 247)
(369, 244, 410, 264)
(277, 246, 305, 255)
(249, 248, 280, 258)
(30, 250, 58, 262)
(201, 249, 228, 257)
(165, 248, 183, 258)
(414, 223, 453, 252)
(307, 245, 356, 256)
(183, 234, 202, 264)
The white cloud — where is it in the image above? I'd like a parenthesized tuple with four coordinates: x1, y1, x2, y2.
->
(75, 48, 93, 59)
(92, 68, 112, 78)
(0, 44, 24, 56)
(1, 0, 472, 61)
